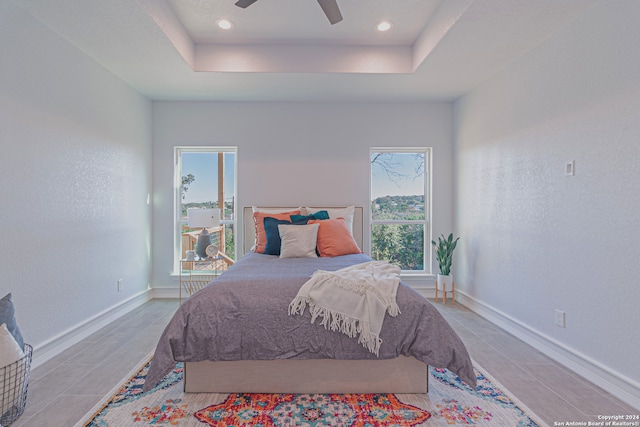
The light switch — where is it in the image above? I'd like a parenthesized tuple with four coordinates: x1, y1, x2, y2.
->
(565, 161, 575, 176)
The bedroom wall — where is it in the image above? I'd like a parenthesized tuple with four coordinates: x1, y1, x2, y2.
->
(453, 1, 640, 408)
(0, 2, 152, 364)
(151, 101, 454, 291)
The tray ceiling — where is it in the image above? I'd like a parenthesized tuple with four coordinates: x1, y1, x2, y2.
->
(15, 0, 598, 101)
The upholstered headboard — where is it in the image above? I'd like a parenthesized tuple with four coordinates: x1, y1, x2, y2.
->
(243, 206, 364, 255)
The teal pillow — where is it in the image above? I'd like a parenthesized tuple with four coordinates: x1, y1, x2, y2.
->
(290, 211, 329, 222)
(289, 214, 312, 223)
(265, 215, 316, 255)
(311, 210, 330, 220)
(264, 217, 292, 255)
(0, 293, 25, 350)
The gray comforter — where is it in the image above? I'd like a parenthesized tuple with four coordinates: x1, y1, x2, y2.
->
(144, 253, 477, 391)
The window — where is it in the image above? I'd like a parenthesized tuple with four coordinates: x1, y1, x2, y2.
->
(175, 147, 237, 270)
(370, 148, 431, 272)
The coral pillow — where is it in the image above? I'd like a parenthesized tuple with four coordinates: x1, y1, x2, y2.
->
(306, 206, 355, 233)
(309, 218, 362, 257)
(253, 210, 300, 253)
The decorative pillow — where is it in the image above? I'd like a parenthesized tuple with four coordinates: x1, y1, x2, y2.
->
(0, 293, 24, 350)
(0, 323, 26, 414)
(278, 223, 320, 258)
(264, 216, 315, 255)
(264, 217, 292, 256)
(290, 210, 329, 223)
(305, 206, 355, 233)
(252, 210, 301, 253)
(309, 218, 362, 257)
(289, 215, 311, 223)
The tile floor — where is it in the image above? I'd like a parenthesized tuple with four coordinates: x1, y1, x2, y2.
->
(432, 301, 638, 425)
(11, 298, 638, 426)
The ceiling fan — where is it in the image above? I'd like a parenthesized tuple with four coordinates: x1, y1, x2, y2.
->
(235, 0, 343, 25)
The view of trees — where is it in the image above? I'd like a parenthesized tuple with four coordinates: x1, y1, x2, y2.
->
(371, 195, 425, 221)
(181, 174, 195, 199)
(371, 195, 425, 270)
(370, 150, 427, 271)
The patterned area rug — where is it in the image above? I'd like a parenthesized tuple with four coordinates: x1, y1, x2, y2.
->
(75, 356, 548, 426)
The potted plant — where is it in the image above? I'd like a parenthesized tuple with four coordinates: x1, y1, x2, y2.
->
(432, 233, 460, 293)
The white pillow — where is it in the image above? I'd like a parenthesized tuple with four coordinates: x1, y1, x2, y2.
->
(278, 223, 320, 258)
(0, 322, 26, 414)
(305, 206, 355, 234)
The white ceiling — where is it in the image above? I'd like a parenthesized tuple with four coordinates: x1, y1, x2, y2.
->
(168, 0, 442, 45)
(16, 0, 598, 102)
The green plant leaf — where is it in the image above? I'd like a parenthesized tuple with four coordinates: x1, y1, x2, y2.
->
(433, 233, 459, 275)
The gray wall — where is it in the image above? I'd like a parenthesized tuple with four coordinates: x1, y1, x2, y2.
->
(151, 101, 455, 290)
(454, 0, 640, 407)
(0, 2, 152, 362)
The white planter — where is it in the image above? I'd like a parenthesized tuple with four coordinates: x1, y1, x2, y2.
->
(437, 274, 453, 291)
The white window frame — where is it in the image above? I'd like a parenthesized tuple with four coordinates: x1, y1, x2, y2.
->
(173, 146, 238, 274)
(369, 147, 432, 274)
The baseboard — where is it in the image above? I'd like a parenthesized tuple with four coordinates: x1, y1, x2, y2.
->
(456, 291, 640, 411)
(31, 290, 151, 369)
(150, 287, 179, 299)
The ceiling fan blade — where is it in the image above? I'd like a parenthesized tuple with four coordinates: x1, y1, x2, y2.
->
(317, 0, 343, 24)
(235, 0, 259, 8)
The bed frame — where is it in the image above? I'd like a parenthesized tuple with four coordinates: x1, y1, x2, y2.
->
(183, 206, 429, 393)
(185, 356, 427, 394)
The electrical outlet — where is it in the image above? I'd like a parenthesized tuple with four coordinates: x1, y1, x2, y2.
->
(117, 279, 123, 292)
(554, 309, 566, 328)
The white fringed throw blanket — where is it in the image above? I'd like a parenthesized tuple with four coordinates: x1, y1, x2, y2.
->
(288, 261, 401, 356)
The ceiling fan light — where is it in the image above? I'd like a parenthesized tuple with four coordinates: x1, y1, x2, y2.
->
(216, 19, 233, 30)
(377, 21, 392, 32)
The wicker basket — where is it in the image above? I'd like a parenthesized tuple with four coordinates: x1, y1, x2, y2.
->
(0, 344, 32, 427)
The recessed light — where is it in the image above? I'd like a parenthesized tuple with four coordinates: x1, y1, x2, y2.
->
(216, 19, 233, 30)
(377, 21, 392, 32)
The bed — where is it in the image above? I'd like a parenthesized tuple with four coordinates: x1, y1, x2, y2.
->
(143, 206, 476, 394)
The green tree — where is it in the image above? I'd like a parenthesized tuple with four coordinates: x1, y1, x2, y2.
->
(181, 174, 195, 200)
(371, 224, 401, 263)
(398, 224, 424, 270)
